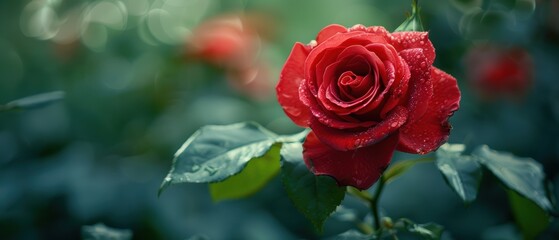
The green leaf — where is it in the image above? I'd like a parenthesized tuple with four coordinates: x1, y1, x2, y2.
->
(435, 144, 482, 203)
(507, 189, 550, 240)
(1, 91, 65, 112)
(209, 143, 282, 202)
(394, 219, 443, 240)
(159, 122, 278, 195)
(326, 230, 373, 240)
(280, 142, 346, 232)
(277, 128, 310, 143)
(395, 0, 424, 32)
(82, 223, 132, 240)
(473, 145, 554, 212)
(382, 157, 434, 184)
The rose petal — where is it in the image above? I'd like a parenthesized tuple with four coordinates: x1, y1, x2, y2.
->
(397, 67, 461, 154)
(391, 31, 436, 65)
(312, 47, 346, 96)
(398, 48, 433, 123)
(277, 42, 312, 127)
(300, 79, 375, 129)
(319, 46, 384, 115)
(367, 26, 390, 36)
(349, 25, 391, 40)
(310, 106, 408, 151)
(316, 24, 347, 44)
(305, 32, 389, 81)
(303, 131, 399, 190)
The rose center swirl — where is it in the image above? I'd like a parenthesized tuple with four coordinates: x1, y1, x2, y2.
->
(335, 54, 380, 101)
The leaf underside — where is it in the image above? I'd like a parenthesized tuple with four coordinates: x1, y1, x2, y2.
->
(280, 142, 346, 232)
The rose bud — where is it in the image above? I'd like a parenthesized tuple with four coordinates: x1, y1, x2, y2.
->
(277, 24, 461, 189)
(466, 44, 533, 99)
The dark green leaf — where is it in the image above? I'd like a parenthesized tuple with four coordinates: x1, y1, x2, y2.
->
(394, 219, 443, 240)
(395, 0, 424, 32)
(383, 157, 434, 184)
(1, 91, 65, 111)
(159, 122, 277, 195)
(327, 230, 373, 240)
(473, 145, 554, 212)
(507, 189, 550, 239)
(481, 224, 521, 240)
(435, 144, 482, 203)
(209, 143, 282, 202)
(280, 142, 346, 232)
(82, 223, 132, 240)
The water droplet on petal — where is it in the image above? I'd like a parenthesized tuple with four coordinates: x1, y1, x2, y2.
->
(309, 40, 317, 47)
(350, 24, 366, 31)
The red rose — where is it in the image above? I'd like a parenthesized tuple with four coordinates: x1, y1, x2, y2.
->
(276, 24, 461, 189)
(466, 44, 533, 99)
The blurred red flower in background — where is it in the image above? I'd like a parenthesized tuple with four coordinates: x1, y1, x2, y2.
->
(466, 44, 533, 99)
(187, 13, 275, 100)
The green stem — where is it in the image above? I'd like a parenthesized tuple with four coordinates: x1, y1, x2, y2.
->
(371, 178, 386, 234)
(347, 187, 373, 202)
(356, 221, 374, 235)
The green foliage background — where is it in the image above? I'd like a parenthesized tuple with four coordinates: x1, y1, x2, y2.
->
(1, 0, 558, 239)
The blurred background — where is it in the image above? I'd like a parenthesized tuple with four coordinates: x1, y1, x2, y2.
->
(1, 0, 558, 239)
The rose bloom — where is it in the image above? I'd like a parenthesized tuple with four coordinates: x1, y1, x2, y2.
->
(277, 24, 461, 189)
(466, 44, 533, 99)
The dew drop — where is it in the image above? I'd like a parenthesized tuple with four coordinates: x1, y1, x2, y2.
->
(354, 139, 364, 148)
(309, 40, 317, 47)
(351, 24, 366, 31)
(204, 165, 218, 176)
(420, 41, 425, 45)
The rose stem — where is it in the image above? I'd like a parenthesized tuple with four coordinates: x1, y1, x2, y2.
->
(371, 177, 386, 235)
